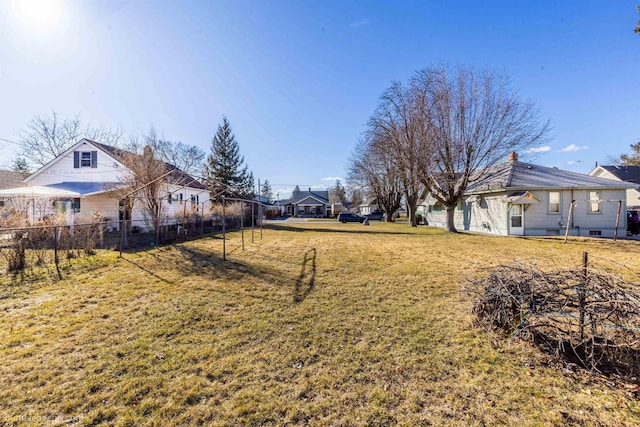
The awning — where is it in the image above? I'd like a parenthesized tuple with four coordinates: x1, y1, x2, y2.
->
(506, 191, 542, 204)
(0, 186, 81, 198)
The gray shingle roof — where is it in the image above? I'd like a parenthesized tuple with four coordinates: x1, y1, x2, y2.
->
(291, 190, 329, 204)
(467, 161, 634, 194)
(0, 170, 29, 190)
(597, 165, 640, 185)
(91, 140, 207, 190)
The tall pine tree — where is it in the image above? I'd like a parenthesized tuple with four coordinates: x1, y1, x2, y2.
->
(261, 179, 274, 203)
(203, 117, 254, 202)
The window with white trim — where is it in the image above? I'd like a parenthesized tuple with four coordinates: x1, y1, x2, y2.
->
(548, 191, 560, 213)
(588, 191, 601, 213)
(81, 152, 91, 167)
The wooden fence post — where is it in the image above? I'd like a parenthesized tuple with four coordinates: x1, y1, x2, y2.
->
(614, 200, 622, 241)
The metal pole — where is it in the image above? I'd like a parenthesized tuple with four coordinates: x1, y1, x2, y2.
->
(119, 196, 128, 258)
(258, 179, 263, 239)
(241, 201, 245, 251)
(222, 196, 226, 261)
(54, 226, 62, 280)
(614, 200, 622, 241)
(251, 201, 255, 243)
(563, 200, 575, 243)
(200, 202, 204, 236)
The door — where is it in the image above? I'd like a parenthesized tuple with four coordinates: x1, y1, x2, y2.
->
(510, 204, 524, 235)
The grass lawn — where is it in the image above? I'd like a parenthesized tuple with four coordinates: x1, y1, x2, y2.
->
(2, 222, 640, 426)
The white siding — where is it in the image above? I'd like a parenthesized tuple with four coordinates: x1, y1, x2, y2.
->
(423, 189, 626, 238)
(28, 141, 127, 186)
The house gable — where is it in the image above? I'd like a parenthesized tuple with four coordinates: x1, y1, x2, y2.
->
(25, 139, 127, 186)
(295, 195, 328, 206)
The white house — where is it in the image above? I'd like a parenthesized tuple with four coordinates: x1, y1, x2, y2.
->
(422, 153, 634, 238)
(0, 139, 209, 230)
(589, 165, 640, 210)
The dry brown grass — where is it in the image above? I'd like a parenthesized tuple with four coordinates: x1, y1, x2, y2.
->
(1, 222, 640, 425)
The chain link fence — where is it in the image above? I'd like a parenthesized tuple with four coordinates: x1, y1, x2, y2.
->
(0, 201, 259, 280)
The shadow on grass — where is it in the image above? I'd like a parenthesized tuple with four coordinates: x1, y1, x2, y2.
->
(294, 248, 316, 303)
(264, 223, 426, 236)
(172, 244, 290, 285)
(121, 257, 177, 285)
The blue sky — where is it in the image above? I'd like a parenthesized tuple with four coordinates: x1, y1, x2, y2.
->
(0, 1, 638, 199)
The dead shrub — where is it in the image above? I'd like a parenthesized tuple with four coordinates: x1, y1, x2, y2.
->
(469, 261, 640, 380)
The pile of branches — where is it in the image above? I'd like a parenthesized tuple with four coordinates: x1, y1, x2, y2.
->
(469, 261, 640, 380)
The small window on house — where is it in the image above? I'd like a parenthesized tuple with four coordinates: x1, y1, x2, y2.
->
(589, 191, 601, 213)
(589, 230, 602, 236)
(73, 198, 81, 213)
(81, 152, 92, 167)
(548, 191, 560, 213)
(167, 193, 173, 204)
(0, 199, 4, 208)
(179, 193, 183, 202)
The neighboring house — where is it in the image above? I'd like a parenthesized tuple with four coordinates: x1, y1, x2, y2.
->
(0, 170, 29, 209)
(281, 189, 330, 217)
(359, 198, 380, 215)
(0, 139, 209, 229)
(422, 153, 634, 238)
(0, 170, 29, 190)
(589, 165, 640, 210)
(255, 194, 283, 217)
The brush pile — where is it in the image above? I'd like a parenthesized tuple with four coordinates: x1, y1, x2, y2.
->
(469, 260, 640, 380)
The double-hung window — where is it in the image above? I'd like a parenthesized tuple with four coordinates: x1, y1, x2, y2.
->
(548, 191, 560, 213)
(589, 191, 601, 213)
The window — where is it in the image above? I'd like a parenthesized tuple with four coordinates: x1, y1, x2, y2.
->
(589, 191, 601, 213)
(589, 230, 602, 236)
(0, 199, 4, 208)
(510, 204, 523, 228)
(167, 193, 173, 204)
(81, 152, 91, 167)
(548, 191, 560, 213)
(74, 150, 97, 168)
(73, 198, 81, 213)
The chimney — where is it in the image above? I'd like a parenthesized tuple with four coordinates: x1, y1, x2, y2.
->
(508, 151, 518, 162)
(308, 187, 311, 192)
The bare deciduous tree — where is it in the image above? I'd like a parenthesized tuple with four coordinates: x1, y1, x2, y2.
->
(347, 137, 403, 222)
(416, 65, 550, 232)
(116, 130, 193, 241)
(136, 128, 205, 175)
(18, 111, 123, 167)
(367, 81, 428, 226)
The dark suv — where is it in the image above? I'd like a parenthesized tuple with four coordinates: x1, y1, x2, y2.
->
(364, 211, 384, 221)
(337, 212, 366, 223)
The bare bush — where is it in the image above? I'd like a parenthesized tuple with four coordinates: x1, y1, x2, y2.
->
(469, 260, 640, 380)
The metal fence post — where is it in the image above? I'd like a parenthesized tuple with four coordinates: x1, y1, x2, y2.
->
(222, 196, 226, 261)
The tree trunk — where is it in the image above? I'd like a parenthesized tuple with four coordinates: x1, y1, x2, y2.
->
(406, 199, 419, 227)
(445, 204, 457, 232)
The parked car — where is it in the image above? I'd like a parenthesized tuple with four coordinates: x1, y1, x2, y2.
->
(337, 212, 366, 223)
(364, 210, 384, 221)
(628, 210, 640, 235)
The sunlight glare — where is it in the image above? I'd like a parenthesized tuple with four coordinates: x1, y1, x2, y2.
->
(11, 0, 63, 32)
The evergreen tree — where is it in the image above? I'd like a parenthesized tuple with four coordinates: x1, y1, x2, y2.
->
(292, 185, 301, 200)
(10, 156, 30, 173)
(261, 179, 274, 203)
(202, 117, 253, 202)
(329, 179, 347, 204)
